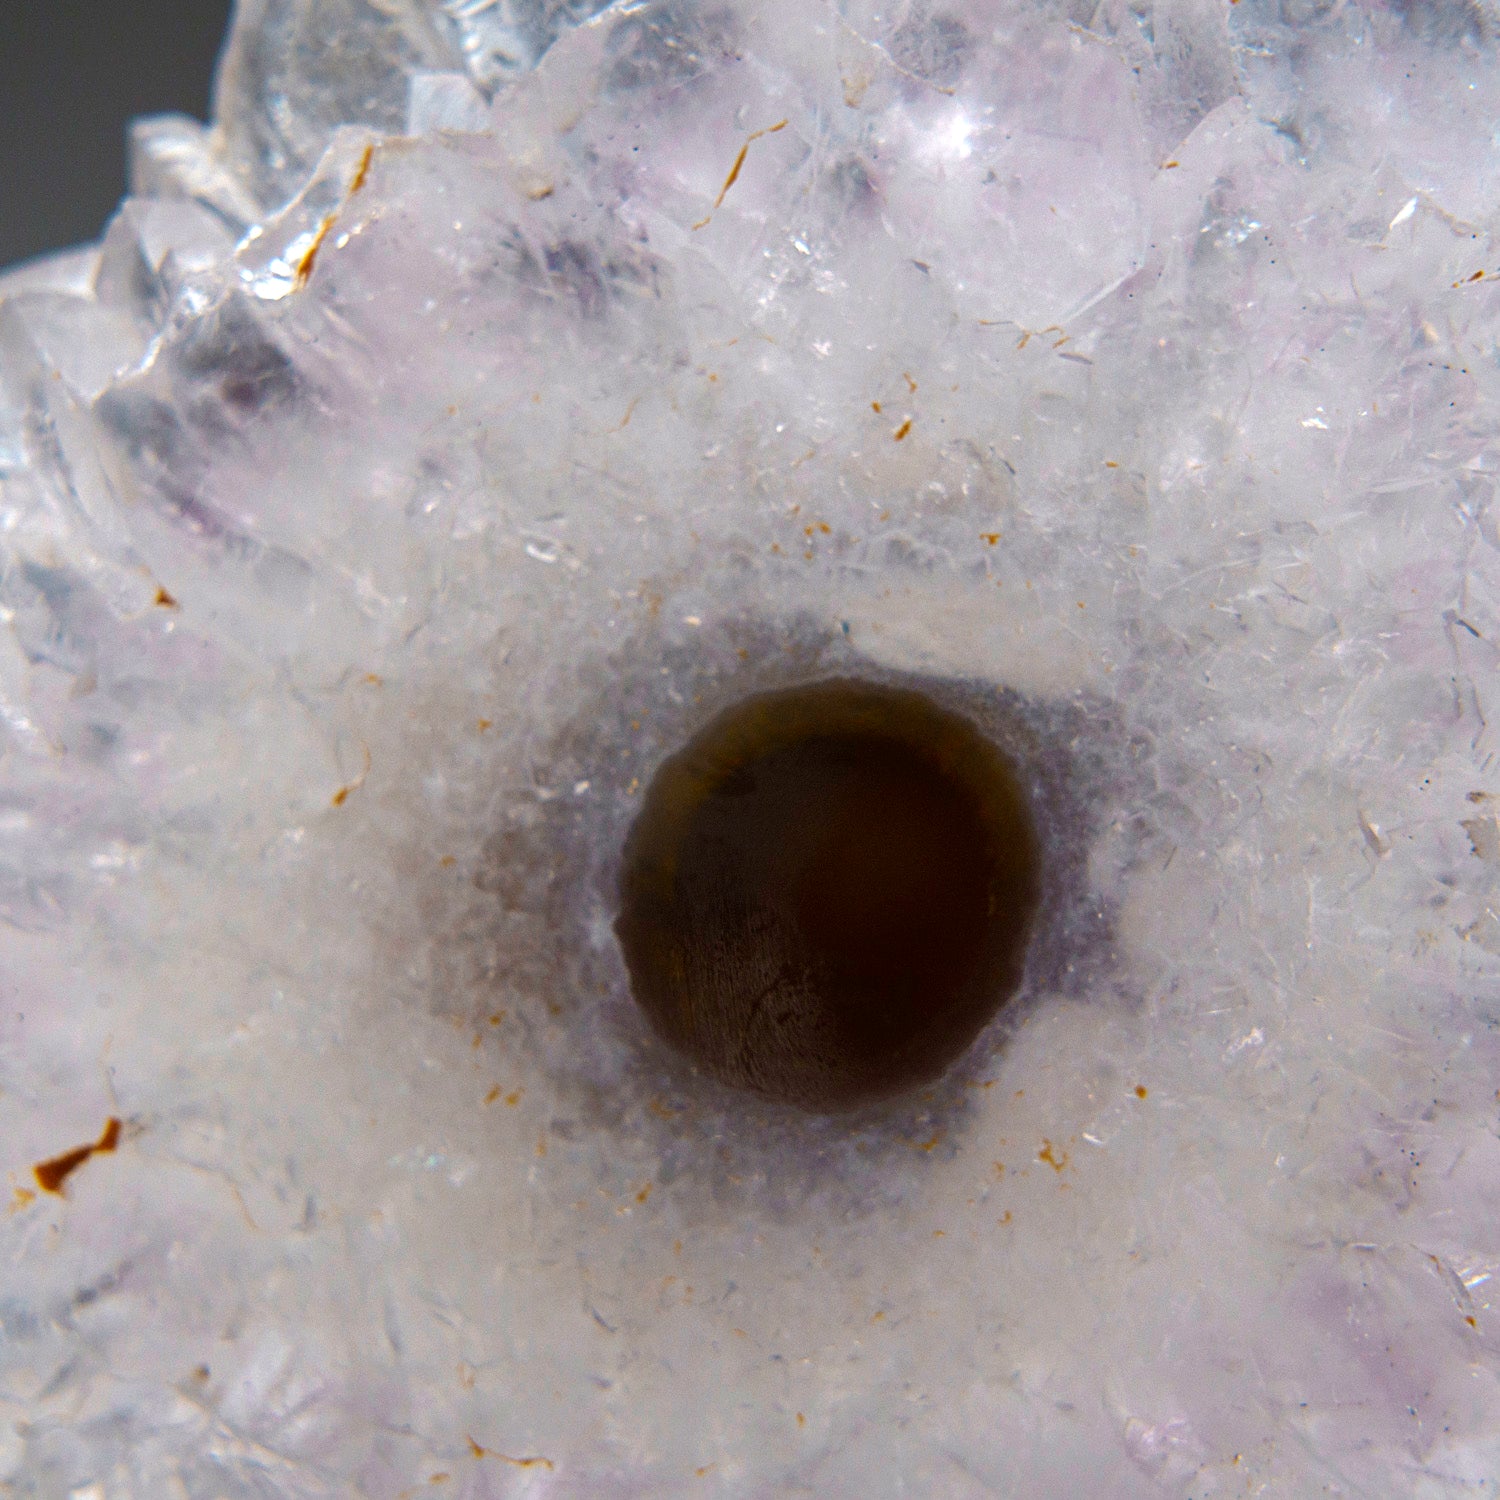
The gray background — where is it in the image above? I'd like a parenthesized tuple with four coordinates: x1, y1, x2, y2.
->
(0, 2, 234, 269)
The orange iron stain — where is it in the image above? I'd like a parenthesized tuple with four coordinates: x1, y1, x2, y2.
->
(1038, 1139, 1068, 1172)
(293, 213, 337, 290)
(692, 120, 790, 229)
(349, 142, 374, 194)
(34, 1117, 121, 1195)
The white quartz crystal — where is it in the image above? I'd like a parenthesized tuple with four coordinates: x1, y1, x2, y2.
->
(3, 0, 1500, 1494)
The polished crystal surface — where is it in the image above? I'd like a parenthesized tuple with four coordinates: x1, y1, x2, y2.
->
(3, 1, 1500, 1495)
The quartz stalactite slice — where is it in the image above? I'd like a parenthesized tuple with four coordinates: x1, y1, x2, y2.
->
(2, 1, 1500, 1495)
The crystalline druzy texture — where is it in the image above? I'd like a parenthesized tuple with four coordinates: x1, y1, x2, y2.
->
(4, 0, 1500, 1494)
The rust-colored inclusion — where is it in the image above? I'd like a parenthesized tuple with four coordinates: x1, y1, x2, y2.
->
(34, 1117, 122, 1195)
(615, 679, 1041, 1110)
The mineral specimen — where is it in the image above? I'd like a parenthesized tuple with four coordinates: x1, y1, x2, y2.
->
(3, 0, 1500, 1494)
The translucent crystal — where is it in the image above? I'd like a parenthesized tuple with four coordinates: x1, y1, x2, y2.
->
(3, 0, 1500, 1494)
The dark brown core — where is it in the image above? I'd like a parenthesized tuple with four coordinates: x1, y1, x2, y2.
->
(614, 678, 1041, 1111)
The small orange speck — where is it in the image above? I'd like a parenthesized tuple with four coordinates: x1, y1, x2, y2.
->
(535, 1135, 547, 1157)
(993, 1161, 1005, 1178)
(696, 1464, 716, 1476)
(982, 533, 1000, 545)
(483, 1087, 502, 1105)
(892, 418, 912, 441)
(477, 718, 492, 732)
(796, 1412, 806, 1428)
(871, 400, 882, 413)
(673, 1239, 683, 1255)
(1104, 460, 1119, 468)
(932, 1228, 946, 1238)
(1077, 600, 1086, 609)
(903, 372, 917, 393)
(153, 585, 178, 609)
(331, 787, 350, 807)
(1135, 1085, 1149, 1099)
(429, 1474, 450, 1485)
(505, 1090, 523, 1107)
(9, 1185, 36, 1213)
(870, 1310, 885, 1323)
(494, 1454, 554, 1471)
(917, 1133, 941, 1152)
(439, 855, 456, 868)
(1467, 1315, 1478, 1328)
(635, 1183, 653, 1204)
(999, 1210, 1012, 1225)
(1471, 269, 1486, 282)
(488, 1012, 505, 1026)
(363, 672, 383, 685)
(1038, 1139, 1068, 1172)
(1162, 159, 1181, 168)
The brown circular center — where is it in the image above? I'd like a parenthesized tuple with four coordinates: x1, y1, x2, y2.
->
(615, 678, 1041, 1110)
